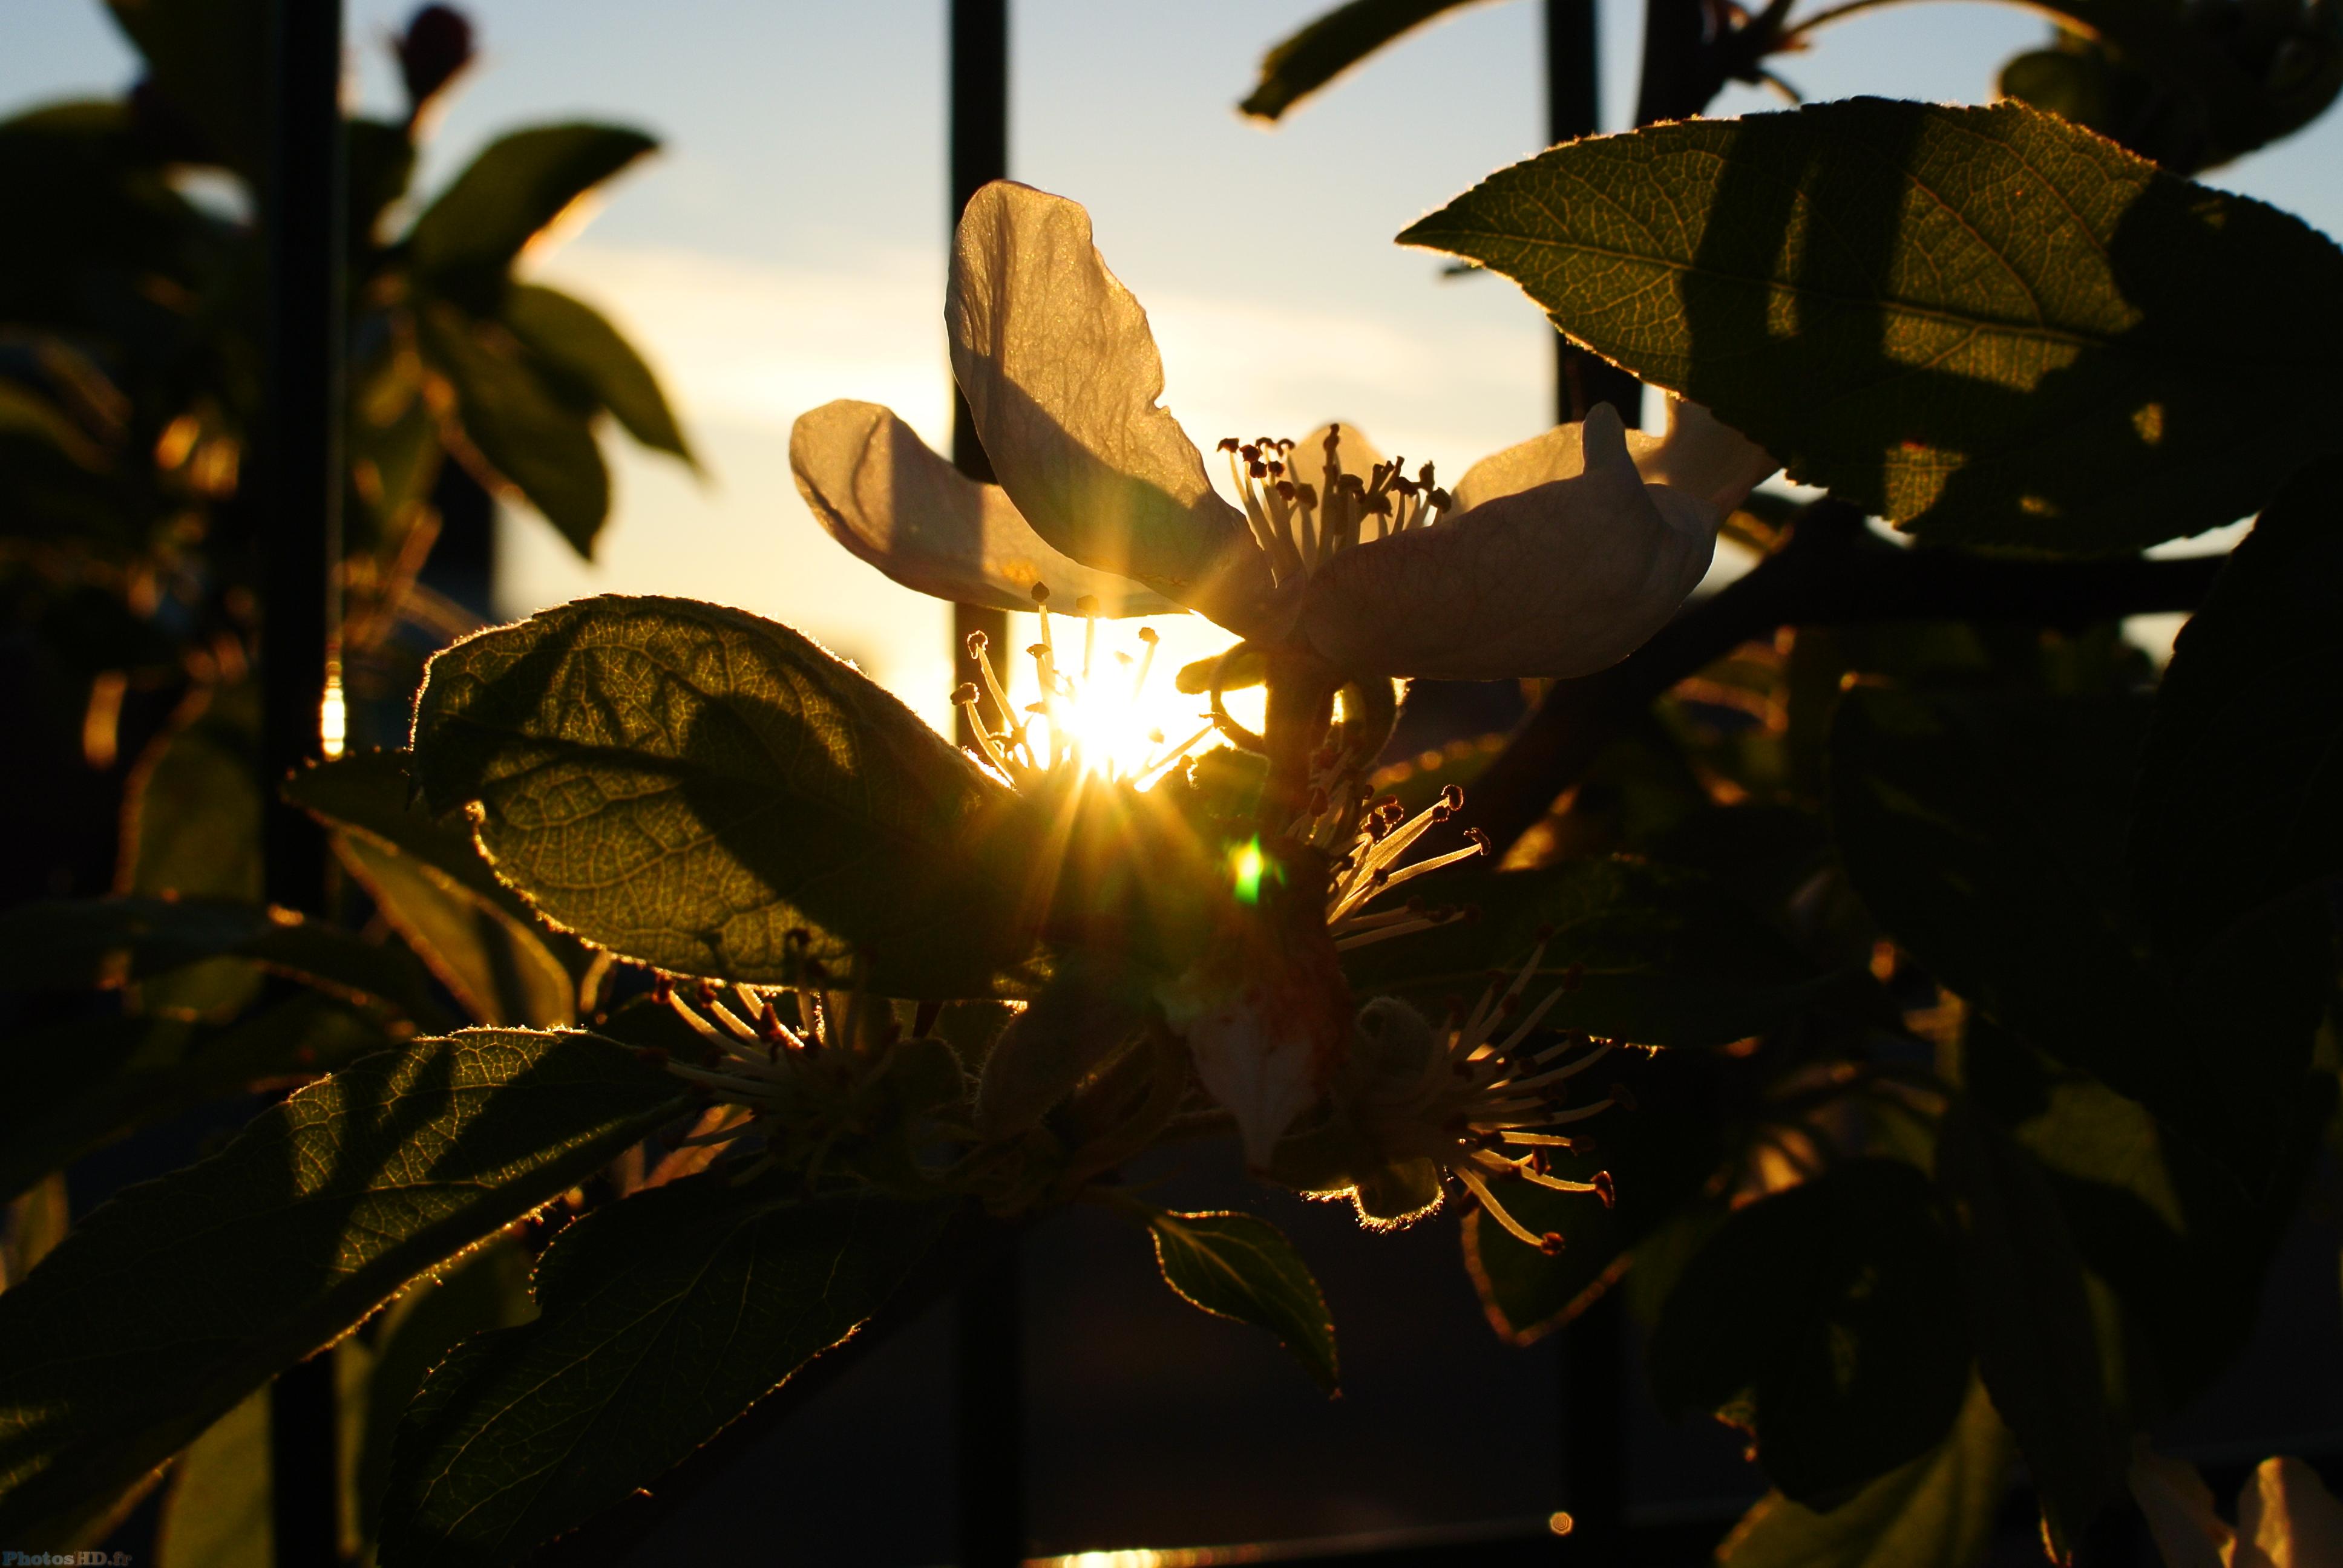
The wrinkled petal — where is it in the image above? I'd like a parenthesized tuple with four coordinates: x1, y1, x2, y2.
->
(790, 400, 1176, 616)
(947, 181, 1276, 631)
(1634, 398, 1781, 515)
(1297, 404, 1715, 680)
(1156, 910, 1350, 1170)
(2238, 1457, 2343, 1568)
(1452, 397, 1777, 516)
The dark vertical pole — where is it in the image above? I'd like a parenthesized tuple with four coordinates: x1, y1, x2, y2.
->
(949, 6, 1023, 1568)
(950, 0, 1011, 745)
(1545, 6, 1632, 1557)
(1545, 0, 1643, 430)
(261, 0, 346, 1563)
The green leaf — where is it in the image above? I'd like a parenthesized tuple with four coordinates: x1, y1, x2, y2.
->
(0, 896, 454, 1030)
(501, 284, 693, 465)
(349, 117, 419, 251)
(407, 124, 656, 310)
(290, 750, 582, 1028)
(418, 302, 609, 557)
(1718, 1376, 2013, 1568)
(0, 998, 389, 1205)
(410, 595, 1037, 998)
(1935, 1102, 2123, 1553)
(0, 1029, 687, 1545)
(379, 1183, 953, 1567)
(1968, 1024, 2325, 1416)
(1648, 1159, 1971, 1506)
(1398, 99, 2343, 551)
(1143, 1209, 1339, 1393)
(1239, 0, 1483, 120)
(1461, 1044, 1725, 1341)
(2133, 454, 2343, 966)
(124, 679, 261, 903)
(1342, 857, 1841, 1048)
(104, 0, 268, 171)
(1830, 686, 2324, 1187)
(152, 1388, 270, 1568)
(350, 1240, 537, 1551)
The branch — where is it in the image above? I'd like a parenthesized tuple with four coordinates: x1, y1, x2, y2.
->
(1453, 501, 2227, 853)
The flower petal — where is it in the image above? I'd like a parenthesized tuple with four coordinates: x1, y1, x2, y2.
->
(790, 400, 1178, 616)
(1450, 397, 1777, 517)
(946, 181, 1275, 630)
(2238, 1456, 2343, 1568)
(1634, 398, 1780, 515)
(1298, 404, 1716, 680)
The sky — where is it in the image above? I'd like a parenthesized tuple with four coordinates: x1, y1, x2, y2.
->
(10, 0, 2341, 725)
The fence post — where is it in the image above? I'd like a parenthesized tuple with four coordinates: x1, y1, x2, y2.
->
(260, 0, 347, 1562)
(949, 6, 1026, 1567)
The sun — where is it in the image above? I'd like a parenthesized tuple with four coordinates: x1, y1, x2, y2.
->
(992, 609, 1265, 786)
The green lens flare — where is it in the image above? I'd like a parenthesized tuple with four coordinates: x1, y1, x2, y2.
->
(1230, 835, 1270, 904)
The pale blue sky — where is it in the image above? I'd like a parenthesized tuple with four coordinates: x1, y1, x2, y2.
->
(10, 0, 2339, 717)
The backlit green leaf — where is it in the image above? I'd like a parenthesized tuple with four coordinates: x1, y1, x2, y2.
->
(0, 1029, 687, 1545)
(1649, 1159, 1971, 1506)
(407, 125, 656, 310)
(1145, 1209, 1339, 1394)
(410, 596, 1037, 998)
(379, 1183, 954, 1567)
(1718, 1376, 2013, 1568)
(1399, 99, 2343, 550)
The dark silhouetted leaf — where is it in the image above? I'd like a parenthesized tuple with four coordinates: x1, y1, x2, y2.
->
(1718, 1376, 2012, 1568)
(104, 0, 268, 171)
(379, 1183, 953, 1567)
(1145, 1209, 1339, 1393)
(1650, 1159, 1970, 1505)
(2133, 455, 2343, 966)
(1935, 1103, 2123, 1553)
(1342, 857, 1843, 1048)
(502, 284, 692, 465)
(1831, 686, 2325, 1188)
(1240, 0, 1484, 120)
(407, 124, 655, 310)
(0, 1030, 687, 1544)
(0, 896, 452, 1030)
(410, 596, 1038, 998)
(419, 303, 608, 557)
(1399, 99, 2343, 551)
(0, 998, 388, 1205)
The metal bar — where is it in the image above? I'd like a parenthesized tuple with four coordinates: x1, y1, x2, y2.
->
(1541, 6, 1634, 1553)
(951, 0, 1011, 750)
(261, 0, 346, 1561)
(949, 5, 1024, 1567)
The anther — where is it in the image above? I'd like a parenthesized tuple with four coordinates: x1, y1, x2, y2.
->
(1030, 583, 1050, 606)
(1441, 784, 1464, 810)
(1607, 1083, 1638, 1112)
(952, 682, 980, 706)
(1217, 437, 1240, 452)
(966, 629, 990, 656)
(1593, 1171, 1617, 1209)
(1538, 1232, 1565, 1256)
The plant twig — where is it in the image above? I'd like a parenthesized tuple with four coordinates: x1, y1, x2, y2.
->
(1453, 500, 2227, 854)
